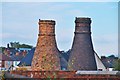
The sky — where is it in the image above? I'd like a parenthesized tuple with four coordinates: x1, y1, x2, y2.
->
(1, 0, 120, 2)
(0, 1, 119, 57)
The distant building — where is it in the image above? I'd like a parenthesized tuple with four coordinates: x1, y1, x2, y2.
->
(0, 48, 25, 71)
(101, 55, 118, 71)
(94, 52, 106, 71)
(0, 54, 13, 71)
(18, 48, 68, 70)
(18, 48, 35, 66)
(0, 43, 33, 70)
(17, 48, 31, 52)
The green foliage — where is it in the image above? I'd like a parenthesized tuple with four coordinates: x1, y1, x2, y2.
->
(10, 42, 19, 48)
(46, 76, 51, 80)
(108, 55, 115, 58)
(18, 44, 33, 48)
(0, 71, 5, 80)
(114, 59, 120, 71)
(10, 42, 33, 48)
(0, 47, 6, 53)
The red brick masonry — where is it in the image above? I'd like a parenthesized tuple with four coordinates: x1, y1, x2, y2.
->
(10, 71, 120, 80)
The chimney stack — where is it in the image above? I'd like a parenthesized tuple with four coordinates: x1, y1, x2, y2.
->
(32, 19, 61, 71)
(68, 17, 97, 70)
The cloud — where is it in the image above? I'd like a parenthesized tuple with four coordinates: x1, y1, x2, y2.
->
(1, 32, 37, 46)
(2, 33, 34, 40)
(93, 34, 118, 57)
(1, 2, 118, 57)
(93, 34, 118, 44)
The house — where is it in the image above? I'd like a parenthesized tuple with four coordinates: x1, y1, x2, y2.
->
(0, 51, 25, 71)
(18, 48, 35, 66)
(0, 53, 13, 71)
(18, 48, 68, 70)
(94, 52, 106, 71)
(17, 48, 31, 52)
(101, 55, 118, 71)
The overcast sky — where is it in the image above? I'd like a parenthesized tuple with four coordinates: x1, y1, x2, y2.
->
(1, 0, 119, 57)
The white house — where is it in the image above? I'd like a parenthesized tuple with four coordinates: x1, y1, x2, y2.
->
(0, 54, 21, 71)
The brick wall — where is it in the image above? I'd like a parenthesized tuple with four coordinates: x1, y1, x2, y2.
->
(10, 71, 120, 79)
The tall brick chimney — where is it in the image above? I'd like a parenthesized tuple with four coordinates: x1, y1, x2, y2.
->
(32, 19, 61, 71)
(68, 17, 97, 70)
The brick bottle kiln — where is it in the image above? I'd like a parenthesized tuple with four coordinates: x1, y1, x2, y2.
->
(68, 17, 97, 70)
(32, 19, 61, 71)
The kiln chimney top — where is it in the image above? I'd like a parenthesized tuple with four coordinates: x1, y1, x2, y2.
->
(75, 17, 91, 24)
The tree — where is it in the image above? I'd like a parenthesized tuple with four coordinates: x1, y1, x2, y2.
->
(10, 42, 19, 48)
(114, 59, 120, 71)
(19, 44, 33, 48)
(10, 42, 33, 48)
(0, 47, 6, 53)
(108, 55, 115, 58)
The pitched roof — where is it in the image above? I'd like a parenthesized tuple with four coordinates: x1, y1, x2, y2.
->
(11, 54, 24, 61)
(18, 48, 35, 66)
(18, 48, 68, 68)
(59, 53, 68, 68)
(0, 53, 13, 61)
